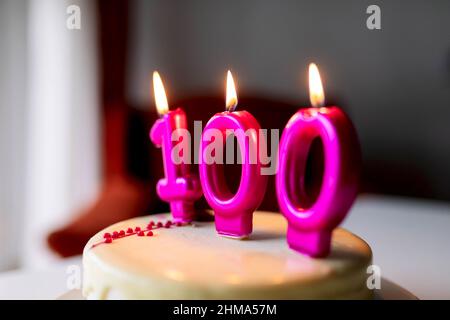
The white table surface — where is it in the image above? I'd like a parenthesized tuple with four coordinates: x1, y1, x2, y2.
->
(0, 194, 449, 300)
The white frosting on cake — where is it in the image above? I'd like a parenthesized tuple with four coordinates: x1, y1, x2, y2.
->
(83, 211, 373, 299)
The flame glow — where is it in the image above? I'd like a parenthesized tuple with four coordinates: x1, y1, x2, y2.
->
(308, 63, 325, 108)
(226, 70, 238, 112)
(153, 71, 169, 115)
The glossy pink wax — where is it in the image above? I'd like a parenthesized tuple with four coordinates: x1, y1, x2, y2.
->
(150, 108, 202, 222)
(199, 111, 268, 238)
(276, 107, 361, 257)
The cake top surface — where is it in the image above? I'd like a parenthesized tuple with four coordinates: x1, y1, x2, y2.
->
(84, 211, 371, 291)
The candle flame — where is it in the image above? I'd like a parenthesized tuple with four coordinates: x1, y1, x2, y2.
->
(226, 70, 238, 112)
(308, 63, 325, 108)
(153, 71, 169, 115)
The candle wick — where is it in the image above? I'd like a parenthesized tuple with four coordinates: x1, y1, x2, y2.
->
(226, 99, 238, 112)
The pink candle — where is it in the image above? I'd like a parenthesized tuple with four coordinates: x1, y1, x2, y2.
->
(150, 72, 202, 222)
(199, 71, 267, 238)
(276, 63, 361, 257)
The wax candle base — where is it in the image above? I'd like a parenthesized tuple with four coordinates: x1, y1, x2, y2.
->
(214, 212, 252, 239)
(286, 227, 332, 258)
(170, 201, 196, 223)
(217, 233, 249, 240)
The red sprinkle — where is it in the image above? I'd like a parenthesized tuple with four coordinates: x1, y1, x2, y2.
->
(93, 219, 182, 249)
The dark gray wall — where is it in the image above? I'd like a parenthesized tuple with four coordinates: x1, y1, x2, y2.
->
(127, 0, 450, 200)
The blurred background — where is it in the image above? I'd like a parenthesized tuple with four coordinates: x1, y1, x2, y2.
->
(0, 0, 449, 273)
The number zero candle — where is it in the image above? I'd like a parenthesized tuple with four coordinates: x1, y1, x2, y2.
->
(276, 63, 361, 257)
(199, 71, 268, 238)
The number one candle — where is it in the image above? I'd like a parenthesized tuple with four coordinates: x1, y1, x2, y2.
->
(199, 71, 268, 238)
(150, 71, 203, 222)
(276, 63, 361, 257)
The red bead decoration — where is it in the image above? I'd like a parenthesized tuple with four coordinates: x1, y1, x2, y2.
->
(92, 216, 188, 249)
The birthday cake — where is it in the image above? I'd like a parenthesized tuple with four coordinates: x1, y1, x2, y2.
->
(82, 211, 373, 300)
(82, 66, 371, 299)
